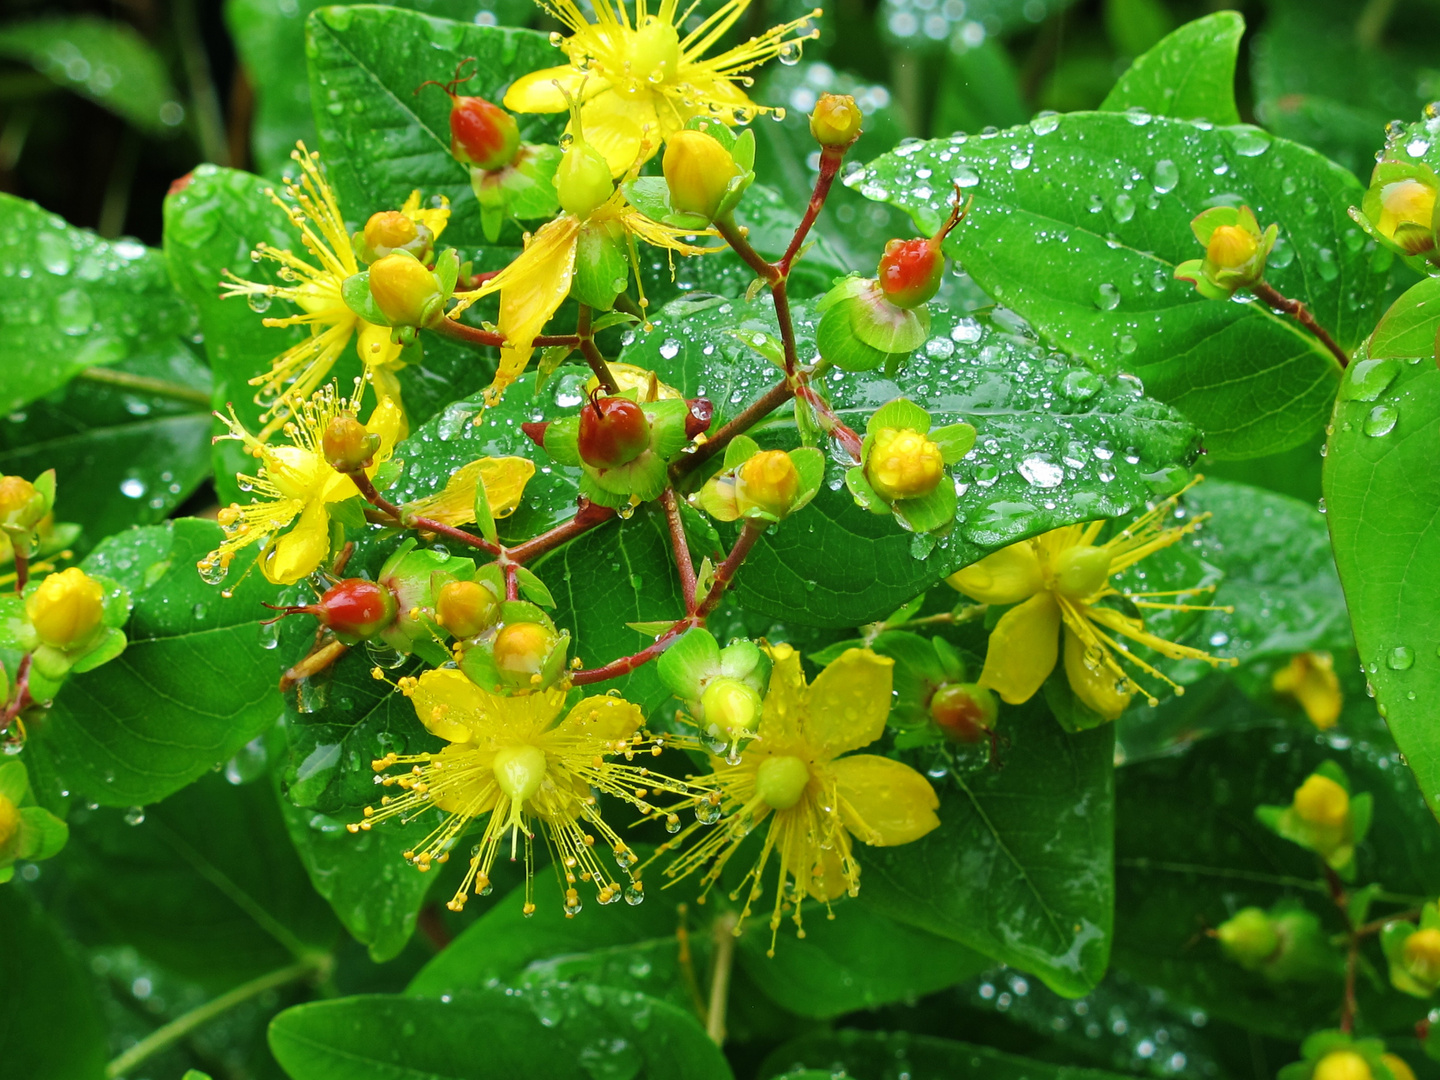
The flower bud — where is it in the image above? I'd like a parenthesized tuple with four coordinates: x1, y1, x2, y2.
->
(810, 93, 863, 148)
(450, 94, 521, 171)
(493, 621, 559, 686)
(1206, 225, 1258, 271)
(737, 450, 800, 519)
(0, 474, 46, 531)
(1272, 651, 1343, 730)
(578, 394, 651, 469)
(436, 579, 499, 639)
(1402, 927, 1440, 986)
(0, 792, 18, 853)
(314, 578, 398, 643)
(866, 427, 944, 501)
(322, 414, 382, 471)
(1215, 907, 1279, 967)
(557, 138, 614, 218)
(369, 253, 445, 328)
(26, 567, 104, 650)
(365, 210, 418, 252)
(928, 682, 997, 744)
(1380, 179, 1437, 253)
(699, 677, 763, 736)
(663, 130, 738, 222)
(1293, 773, 1349, 829)
(756, 754, 810, 810)
(1313, 1051, 1371, 1080)
(1177, 205, 1275, 296)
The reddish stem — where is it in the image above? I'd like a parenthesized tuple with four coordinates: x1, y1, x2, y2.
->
(672, 379, 797, 481)
(347, 469, 404, 520)
(504, 563, 519, 600)
(506, 501, 615, 563)
(433, 317, 580, 351)
(662, 488, 698, 613)
(1322, 862, 1358, 1034)
(714, 217, 779, 285)
(779, 147, 844, 275)
(0, 652, 32, 737)
(696, 520, 764, 618)
(1253, 281, 1349, 369)
(13, 549, 27, 594)
(408, 515, 503, 557)
(577, 305, 620, 395)
(795, 383, 863, 462)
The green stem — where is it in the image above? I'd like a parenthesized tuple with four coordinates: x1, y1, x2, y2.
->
(705, 912, 738, 1046)
(106, 957, 324, 1078)
(172, 0, 230, 165)
(74, 366, 212, 407)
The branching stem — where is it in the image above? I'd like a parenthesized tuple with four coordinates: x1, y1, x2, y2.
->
(662, 488, 698, 613)
(1253, 282, 1349, 369)
(578, 305, 621, 395)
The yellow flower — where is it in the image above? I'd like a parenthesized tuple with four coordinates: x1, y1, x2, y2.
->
(400, 456, 537, 528)
(505, 0, 821, 176)
(948, 482, 1234, 719)
(356, 667, 694, 916)
(26, 567, 105, 650)
(222, 145, 449, 436)
(199, 385, 403, 586)
(658, 644, 939, 953)
(1272, 651, 1343, 730)
(450, 188, 715, 403)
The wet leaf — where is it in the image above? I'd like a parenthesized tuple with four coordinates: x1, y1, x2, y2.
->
(1101, 11, 1244, 125)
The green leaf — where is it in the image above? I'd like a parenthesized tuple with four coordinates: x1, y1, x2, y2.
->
(851, 113, 1386, 459)
(306, 7, 562, 252)
(23, 519, 285, 807)
(761, 1028, 1134, 1080)
(407, 864, 987, 1021)
(1325, 279, 1440, 820)
(0, 887, 107, 1080)
(59, 769, 338, 988)
(0, 348, 212, 551)
(1100, 12, 1244, 125)
(269, 986, 731, 1080)
(857, 700, 1114, 997)
(0, 16, 182, 134)
(627, 296, 1199, 627)
(0, 193, 197, 416)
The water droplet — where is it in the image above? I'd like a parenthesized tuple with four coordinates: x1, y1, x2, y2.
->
(1094, 283, 1120, 310)
(120, 477, 146, 499)
(1029, 111, 1060, 136)
(1061, 369, 1101, 400)
(1228, 127, 1271, 156)
(1151, 159, 1179, 194)
(1364, 404, 1398, 436)
(1111, 192, 1135, 223)
(247, 291, 273, 313)
(124, 806, 145, 825)
(1388, 645, 1415, 671)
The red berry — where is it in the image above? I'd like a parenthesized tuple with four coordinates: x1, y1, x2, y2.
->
(450, 95, 521, 171)
(878, 238, 944, 309)
(928, 682, 997, 744)
(578, 394, 651, 470)
(314, 579, 398, 642)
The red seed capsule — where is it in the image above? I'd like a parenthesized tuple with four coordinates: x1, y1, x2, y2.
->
(928, 681, 997, 744)
(450, 95, 521, 171)
(313, 579, 399, 642)
(577, 393, 651, 470)
(875, 187, 970, 310)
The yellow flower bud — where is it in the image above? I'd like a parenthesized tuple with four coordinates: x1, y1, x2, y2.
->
(810, 93, 863, 148)
(737, 450, 800, 518)
(0, 792, 18, 853)
(1051, 544, 1112, 600)
(756, 754, 810, 810)
(1214, 907, 1278, 966)
(322, 414, 381, 471)
(1206, 224, 1259, 271)
(1272, 652, 1342, 730)
(364, 210, 419, 254)
(699, 677, 762, 735)
(26, 567, 105, 650)
(1313, 1050, 1372, 1080)
(369, 253, 443, 328)
(493, 621, 558, 685)
(1382, 1054, 1417, 1080)
(662, 130, 738, 222)
(1292, 773, 1349, 829)
(1403, 927, 1440, 984)
(0, 474, 44, 530)
(1380, 179, 1437, 239)
(865, 428, 944, 501)
(556, 139, 614, 218)
(436, 580, 499, 639)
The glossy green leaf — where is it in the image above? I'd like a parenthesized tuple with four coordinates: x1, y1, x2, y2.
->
(850, 113, 1386, 458)
(269, 986, 731, 1080)
(58, 770, 337, 988)
(306, 6, 562, 251)
(0, 17, 182, 134)
(24, 519, 285, 807)
(0, 348, 212, 551)
(761, 1028, 1134, 1080)
(857, 700, 1114, 997)
(1325, 278, 1440, 819)
(0, 887, 107, 1080)
(1100, 11, 1244, 125)
(0, 193, 197, 416)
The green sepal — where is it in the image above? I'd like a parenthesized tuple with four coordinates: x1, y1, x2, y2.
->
(342, 270, 388, 325)
(585, 448, 668, 501)
(0, 596, 34, 652)
(473, 470, 498, 546)
(893, 478, 958, 533)
(657, 626, 721, 700)
(571, 218, 629, 311)
(541, 416, 582, 467)
(867, 397, 932, 436)
(624, 177, 679, 223)
(626, 620, 676, 635)
(69, 627, 127, 674)
(0, 759, 28, 804)
(786, 447, 825, 516)
(1381, 918, 1435, 997)
(845, 466, 891, 516)
(327, 495, 370, 529)
(514, 567, 553, 607)
(1174, 258, 1231, 300)
(722, 434, 760, 470)
(931, 423, 977, 464)
(16, 806, 68, 861)
(459, 642, 504, 692)
(471, 143, 562, 243)
(534, 346, 575, 395)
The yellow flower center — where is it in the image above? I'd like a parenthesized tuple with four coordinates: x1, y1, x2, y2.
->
(866, 428, 944, 501)
(1049, 544, 1112, 600)
(1292, 774, 1349, 828)
(737, 450, 800, 517)
(1403, 927, 1440, 982)
(492, 744, 548, 804)
(26, 567, 105, 650)
(623, 17, 681, 94)
(0, 793, 19, 852)
(755, 755, 810, 810)
(1381, 179, 1436, 234)
(699, 677, 762, 735)
(493, 621, 558, 682)
(1206, 224, 1258, 270)
(1313, 1051, 1372, 1080)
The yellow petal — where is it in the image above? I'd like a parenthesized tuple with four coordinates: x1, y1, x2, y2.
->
(1272, 652, 1343, 730)
(491, 216, 583, 400)
(261, 498, 331, 584)
(783, 823, 853, 902)
(402, 456, 536, 526)
(577, 89, 659, 176)
(503, 67, 588, 113)
(947, 541, 1044, 605)
(802, 648, 894, 759)
(759, 642, 807, 745)
(1062, 626, 1131, 720)
(410, 667, 483, 744)
(402, 191, 450, 242)
(832, 754, 940, 845)
(978, 591, 1061, 705)
(411, 667, 566, 741)
(430, 744, 501, 814)
(557, 695, 643, 741)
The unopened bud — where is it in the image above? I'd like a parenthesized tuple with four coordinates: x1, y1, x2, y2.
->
(26, 567, 104, 650)
(928, 682, 997, 744)
(699, 677, 763, 735)
(364, 211, 419, 257)
(737, 450, 800, 518)
(1293, 773, 1349, 829)
(0, 475, 45, 531)
(323, 414, 381, 471)
(866, 427, 944, 501)
(450, 95, 521, 171)
(493, 621, 559, 685)
(1313, 1050, 1372, 1080)
(877, 237, 943, 309)
(1206, 224, 1258, 271)
(810, 93, 863, 148)
(1215, 907, 1279, 966)
(1380, 178, 1438, 254)
(556, 139, 614, 218)
(663, 130, 738, 222)
(436, 579, 499, 639)
(1381, 1054, 1417, 1080)
(1403, 927, 1440, 985)
(369, 253, 445, 328)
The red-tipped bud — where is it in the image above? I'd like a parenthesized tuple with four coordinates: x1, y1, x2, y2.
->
(314, 578, 399, 642)
(929, 681, 998, 744)
(578, 394, 650, 469)
(877, 190, 968, 309)
(450, 94, 521, 171)
(436, 579, 499, 639)
(323, 414, 381, 471)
